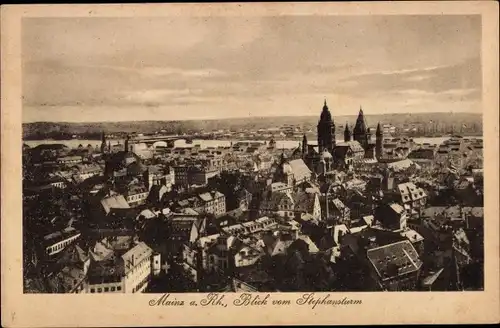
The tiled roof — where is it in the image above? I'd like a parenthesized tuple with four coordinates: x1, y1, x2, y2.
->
(207, 243, 228, 256)
(462, 207, 484, 218)
(56, 244, 89, 267)
(127, 184, 148, 196)
(43, 227, 80, 246)
(389, 203, 405, 215)
(401, 229, 424, 243)
(73, 164, 102, 174)
(47, 264, 86, 293)
(90, 241, 115, 262)
(148, 184, 169, 202)
(422, 268, 445, 287)
(343, 178, 366, 190)
(261, 192, 294, 210)
(293, 192, 317, 213)
(397, 182, 426, 202)
(101, 195, 130, 214)
(87, 258, 124, 284)
(270, 182, 289, 190)
(138, 209, 156, 219)
(367, 240, 422, 280)
(199, 192, 214, 202)
(331, 198, 346, 211)
(229, 278, 258, 292)
(222, 216, 278, 235)
(201, 191, 224, 201)
(260, 234, 293, 256)
(297, 235, 320, 253)
(336, 141, 365, 153)
(122, 242, 153, 274)
(387, 159, 420, 171)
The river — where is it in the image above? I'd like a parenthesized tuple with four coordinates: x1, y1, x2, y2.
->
(24, 136, 482, 150)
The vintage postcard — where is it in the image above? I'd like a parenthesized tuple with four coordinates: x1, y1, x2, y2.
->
(1, 2, 499, 327)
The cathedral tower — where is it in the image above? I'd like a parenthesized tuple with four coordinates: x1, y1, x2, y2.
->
(317, 100, 336, 154)
(353, 106, 369, 150)
(344, 122, 351, 142)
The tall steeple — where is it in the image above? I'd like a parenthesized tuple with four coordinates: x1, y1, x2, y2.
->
(125, 135, 130, 152)
(344, 122, 351, 142)
(302, 134, 308, 158)
(100, 131, 106, 153)
(317, 99, 336, 154)
(353, 106, 369, 149)
(376, 122, 383, 159)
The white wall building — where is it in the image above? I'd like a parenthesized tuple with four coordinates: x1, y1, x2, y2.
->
(122, 242, 153, 293)
(44, 227, 81, 256)
(86, 241, 154, 294)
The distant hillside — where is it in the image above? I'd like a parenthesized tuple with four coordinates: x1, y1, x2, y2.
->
(23, 112, 483, 139)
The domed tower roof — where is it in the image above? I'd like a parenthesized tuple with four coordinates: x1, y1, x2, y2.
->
(320, 99, 333, 122)
(353, 106, 368, 134)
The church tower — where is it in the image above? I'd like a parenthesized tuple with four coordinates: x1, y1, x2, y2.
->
(376, 122, 383, 159)
(353, 106, 369, 150)
(302, 134, 308, 158)
(125, 135, 130, 152)
(344, 122, 351, 142)
(100, 131, 106, 153)
(317, 100, 336, 154)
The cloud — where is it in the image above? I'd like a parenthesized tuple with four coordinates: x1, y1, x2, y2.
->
(23, 59, 230, 107)
(405, 75, 431, 82)
(22, 16, 482, 121)
(334, 57, 482, 97)
(138, 66, 226, 78)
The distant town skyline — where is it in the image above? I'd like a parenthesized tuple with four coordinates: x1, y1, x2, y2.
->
(22, 15, 482, 123)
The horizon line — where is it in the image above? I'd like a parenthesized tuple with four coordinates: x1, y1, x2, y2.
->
(23, 110, 482, 125)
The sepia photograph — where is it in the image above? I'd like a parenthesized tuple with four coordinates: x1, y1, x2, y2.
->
(2, 2, 499, 327)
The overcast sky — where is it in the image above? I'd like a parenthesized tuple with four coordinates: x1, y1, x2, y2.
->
(22, 15, 482, 123)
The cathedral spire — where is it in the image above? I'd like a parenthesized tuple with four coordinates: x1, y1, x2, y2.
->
(100, 131, 106, 153)
(354, 106, 368, 134)
(376, 122, 383, 135)
(353, 106, 369, 149)
(125, 135, 130, 152)
(376, 122, 384, 160)
(317, 99, 336, 154)
(302, 134, 308, 157)
(344, 122, 351, 142)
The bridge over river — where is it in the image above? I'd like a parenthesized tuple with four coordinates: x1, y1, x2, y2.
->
(128, 133, 223, 147)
